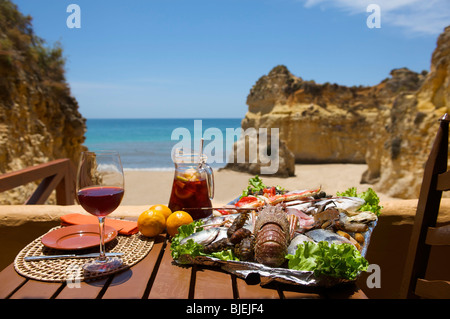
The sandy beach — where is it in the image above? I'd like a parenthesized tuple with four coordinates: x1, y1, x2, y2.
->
(122, 163, 398, 208)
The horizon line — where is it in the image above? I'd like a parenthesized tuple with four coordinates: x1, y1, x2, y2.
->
(84, 117, 244, 120)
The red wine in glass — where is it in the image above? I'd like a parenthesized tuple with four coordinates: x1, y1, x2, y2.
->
(78, 186, 124, 217)
(76, 151, 125, 273)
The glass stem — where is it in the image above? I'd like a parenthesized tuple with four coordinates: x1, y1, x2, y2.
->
(98, 216, 106, 261)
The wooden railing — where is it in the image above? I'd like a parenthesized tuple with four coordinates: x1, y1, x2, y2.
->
(0, 159, 76, 205)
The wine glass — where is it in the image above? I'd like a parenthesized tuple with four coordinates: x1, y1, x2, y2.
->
(76, 151, 124, 273)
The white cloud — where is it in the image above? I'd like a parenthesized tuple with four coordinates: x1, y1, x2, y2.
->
(299, 0, 450, 35)
(303, 0, 326, 8)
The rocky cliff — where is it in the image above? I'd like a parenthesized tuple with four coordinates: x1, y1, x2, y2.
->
(369, 26, 450, 198)
(226, 26, 450, 198)
(0, 1, 86, 204)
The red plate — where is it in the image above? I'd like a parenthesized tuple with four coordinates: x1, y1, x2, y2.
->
(41, 224, 118, 250)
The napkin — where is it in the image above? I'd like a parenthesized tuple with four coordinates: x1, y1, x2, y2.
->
(60, 213, 139, 235)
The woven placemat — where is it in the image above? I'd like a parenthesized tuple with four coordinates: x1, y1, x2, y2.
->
(14, 226, 154, 282)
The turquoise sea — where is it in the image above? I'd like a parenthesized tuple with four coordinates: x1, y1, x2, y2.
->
(84, 118, 243, 170)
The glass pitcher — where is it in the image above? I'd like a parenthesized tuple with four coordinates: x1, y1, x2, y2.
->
(168, 149, 214, 220)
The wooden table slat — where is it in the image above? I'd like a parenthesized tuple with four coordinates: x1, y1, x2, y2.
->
(235, 277, 280, 299)
(325, 286, 368, 299)
(147, 240, 192, 299)
(281, 289, 325, 299)
(9, 279, 63, 299)
(193, 267, 235, 299)
(55, 277, 109, 299)
(0, 264, 27, 299)
(102, 235, 166, 299)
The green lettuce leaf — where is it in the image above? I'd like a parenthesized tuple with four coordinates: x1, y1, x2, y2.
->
(242, 175, 266, 197)
(336, 187, 358, 197)
(286, 241, 369, 280)
(211, 249, 239, 261)
(172, 238, 205, 262)
(337, 187, 382, 216)
(170, 220, 205, 261)
(170, 220, 240, 262)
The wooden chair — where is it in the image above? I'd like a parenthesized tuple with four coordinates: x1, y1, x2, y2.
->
(400, 113, 450, 299)
(0, 158, 76, 205)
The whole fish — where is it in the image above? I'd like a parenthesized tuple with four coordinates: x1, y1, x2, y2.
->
(336, 211, 369, 233)
(305, 229, 354, 246)
(314, 197, 365, 212)
(180, 227, 222, 246)
(201, 215, 236, 228)
(346, 211, 377, 223)
(287, 234, 313, 255)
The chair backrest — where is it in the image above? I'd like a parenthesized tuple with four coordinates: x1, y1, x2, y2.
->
(399, 113, 450, 299)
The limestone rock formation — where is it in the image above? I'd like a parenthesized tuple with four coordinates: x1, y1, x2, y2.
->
(242, 65, 426, 165)
(367, 26, 450, 198)
(224, 128, 295, 177)
(225, 25, 450, 198)
(0, 1, 86, 204)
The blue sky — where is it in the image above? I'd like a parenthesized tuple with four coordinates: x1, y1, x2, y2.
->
(13, 0, 450, 119)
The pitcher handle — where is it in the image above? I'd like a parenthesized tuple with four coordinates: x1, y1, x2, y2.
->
(202, 163, 214, 200)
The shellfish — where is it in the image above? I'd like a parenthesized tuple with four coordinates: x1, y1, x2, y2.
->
(268, 187, 322, 205)
(227, 212, 250, 238)
(203, 238, 234, 254)
(234, 235, 255, 261)
(254, 205, 290, 267)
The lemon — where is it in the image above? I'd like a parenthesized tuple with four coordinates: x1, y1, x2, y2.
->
(137, 209, 166, 237)
(166, 211, 194, 237)
(179, 169, 200, 181)
(176, 175, 189, 182)
(148, 204, 172, 221)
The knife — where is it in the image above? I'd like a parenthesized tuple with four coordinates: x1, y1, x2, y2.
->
(24, 252, 124, 261)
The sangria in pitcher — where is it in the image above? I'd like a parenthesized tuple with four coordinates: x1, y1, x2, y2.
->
(168, 149, 214, 220)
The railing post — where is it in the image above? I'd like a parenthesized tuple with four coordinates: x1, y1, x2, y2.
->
(55, 160, 76, 205)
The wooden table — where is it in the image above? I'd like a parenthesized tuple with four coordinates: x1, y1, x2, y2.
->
(0, 232, 367, 300)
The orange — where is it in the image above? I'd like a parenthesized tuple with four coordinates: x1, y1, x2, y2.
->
(166, 210, 194, 237)
(137, 209, 166, 237)
(148, 204, 172, 221)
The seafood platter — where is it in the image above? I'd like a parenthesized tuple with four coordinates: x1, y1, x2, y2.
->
(170, 176, 381, 287)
